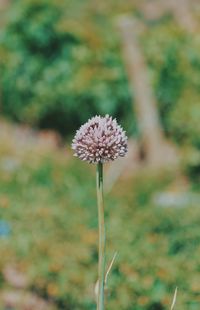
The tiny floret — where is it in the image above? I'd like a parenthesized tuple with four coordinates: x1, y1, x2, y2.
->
(72, 115, 128, 163)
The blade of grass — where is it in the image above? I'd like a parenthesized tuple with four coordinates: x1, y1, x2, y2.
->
(104, 252, 117, 285)
(170, 287, 178, 310)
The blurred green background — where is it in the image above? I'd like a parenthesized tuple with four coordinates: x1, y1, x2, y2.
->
(0, 0, 200, 309)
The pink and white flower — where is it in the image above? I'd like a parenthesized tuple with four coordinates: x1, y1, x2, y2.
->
(72, 115, 128, 163)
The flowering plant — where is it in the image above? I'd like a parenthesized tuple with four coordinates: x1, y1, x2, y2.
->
(72, 115, 128, 310)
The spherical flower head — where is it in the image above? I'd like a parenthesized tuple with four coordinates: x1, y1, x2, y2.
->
(72, 115, 128, 164)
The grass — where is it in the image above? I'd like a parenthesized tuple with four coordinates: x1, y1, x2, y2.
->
(0, 130, 200, 309)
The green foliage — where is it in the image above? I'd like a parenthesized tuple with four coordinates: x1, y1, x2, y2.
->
(1, 2, 199, 139)
(0, 0, 132, 135)
(0, 1, 200, 182)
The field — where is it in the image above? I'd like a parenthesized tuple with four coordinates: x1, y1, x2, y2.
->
(0, 121, 199, 310)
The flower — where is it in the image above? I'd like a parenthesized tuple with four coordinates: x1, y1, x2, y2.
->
(72, 115, 128, 163)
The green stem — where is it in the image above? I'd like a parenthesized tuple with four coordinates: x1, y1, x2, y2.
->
(96, 162, 106, 310)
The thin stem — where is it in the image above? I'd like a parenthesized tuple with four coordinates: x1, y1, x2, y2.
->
(96, 162, 106, 310)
